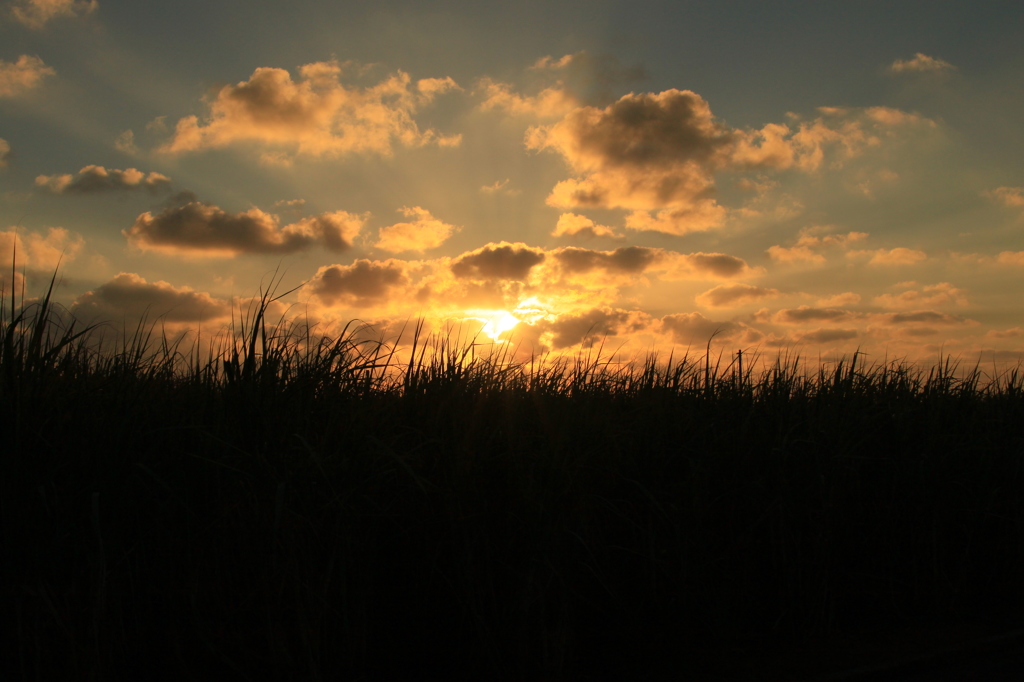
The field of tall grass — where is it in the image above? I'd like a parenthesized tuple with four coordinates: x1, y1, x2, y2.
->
(4, 273, 1024, 680)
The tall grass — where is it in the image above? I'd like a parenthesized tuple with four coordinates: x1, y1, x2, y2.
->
(3, 274, 1024, 680)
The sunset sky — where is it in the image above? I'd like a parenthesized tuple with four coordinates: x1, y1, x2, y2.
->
(2, 0, 1024, 364)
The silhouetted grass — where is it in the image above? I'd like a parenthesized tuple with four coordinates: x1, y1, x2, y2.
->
(3, 276, 1024, 680)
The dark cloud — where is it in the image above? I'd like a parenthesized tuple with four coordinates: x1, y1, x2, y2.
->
(450, 242, 545, 281)
(661, 312, 738, 344)
(553, 245, 659, 274)
(540, 308, 650, 349)
(311, 259, 409, 307)
(696, 283, 779, 308)
(881, 311, 969, 325)
(36, 165, 172, 194)
(124, 202, 364, 256)
(71, 273, 231, 324)
(775, 306, 851, 323)
(796, 328, 858, 344)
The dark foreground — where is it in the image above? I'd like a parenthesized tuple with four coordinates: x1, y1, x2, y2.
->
(3, 302, 1023, 679)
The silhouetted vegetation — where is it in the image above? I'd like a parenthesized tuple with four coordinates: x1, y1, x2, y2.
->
(4, 274, 1024, 680)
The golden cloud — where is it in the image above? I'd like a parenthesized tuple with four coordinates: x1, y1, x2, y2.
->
(160, 61, 461, 160)
(375, 206, 459, 253)
(553, 212, 622, 239)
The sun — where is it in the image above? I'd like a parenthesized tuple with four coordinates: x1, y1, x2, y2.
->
(478, 310, 521, 342)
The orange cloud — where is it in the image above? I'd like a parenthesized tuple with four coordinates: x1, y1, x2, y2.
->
(850, 247, 927, 265)
(0, 55, 55, 97)
(767, 229, 868, 264)
(0, 138, 9, 168)
(888, 53, 955, 74)
(160, 62, 461, 160)
(696, 283, 779, 308)
(998, 251, 1024, 265)
(536, 307, 652, 349)
(874, 282, 966, 309)
(553, 212, 622, 239)
(661, 312, 739, 344)
(375, 206, 459, 253)
(125, 203, 365, 256)
(986, 187, 1024, 208)
(36, 165, 171, 194)
(10, 0, 96, 29)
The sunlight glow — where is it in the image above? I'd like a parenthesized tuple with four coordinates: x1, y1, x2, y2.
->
(478, 310, 521, 341)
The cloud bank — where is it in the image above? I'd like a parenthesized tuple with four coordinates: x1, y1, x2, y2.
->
(36, 165, 171, 194)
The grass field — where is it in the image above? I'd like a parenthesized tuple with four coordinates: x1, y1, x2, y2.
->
(4, 275, 1024, 680)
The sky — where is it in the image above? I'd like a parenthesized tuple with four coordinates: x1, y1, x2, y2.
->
(2, 0, 1024, 366)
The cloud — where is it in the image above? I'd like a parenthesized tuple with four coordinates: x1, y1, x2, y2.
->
(794, 328, 859, 344)
(450, 242, 545, 281)
(874, 282, 966, 308)
(817, 292, 861, 307)
(849, 247, 927, 265)
(527, 89, 734, 212)
(159, 61, 461, 160)
(480, 178, 520, 196)
(888, 53, 955, 74)
(538, 307, 651, 349)
(986, 187, 1024, 208)
(0, 227, 84, 287)
(0, 55, 55, 97)
(10, 0, 96, 28)
(124, 202, 365, 256)
(477, 77, 578, 119)
(526, 87, 933, 235)
(35, 165, 171, 194)
(773, 306, 852, 324)
(661, 312, 739, 344)
(0, 138, 9, 168)
(310, 259, 410, 307)
(375, 206, 459, 253)
(552, 212, 622, 239)
(70, 273, 231, 324)
(767, 229, 868, 264)
(114, 130, 139, 155)
(696, 283, 779, 308)
(987, 327, 1024, 340)
(877, 310, 973, 326)
(998, 251, 1024, 266)
(547, 246, 753, 284)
